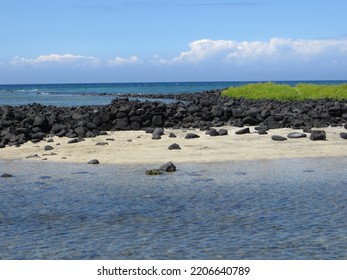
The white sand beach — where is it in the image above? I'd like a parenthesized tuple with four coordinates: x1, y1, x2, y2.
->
(1, 126, 347, 165)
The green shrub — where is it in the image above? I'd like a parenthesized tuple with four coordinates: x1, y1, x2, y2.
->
(222, 82, 347, 101)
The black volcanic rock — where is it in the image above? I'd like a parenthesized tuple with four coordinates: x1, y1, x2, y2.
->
(235, 128, 250, 135)
(87, 159, 100, 164)
(271, 135, 287, 141)
(217, 128, 228, 136)
(206, 128, 218, 136)
(185, 133, 200, 139)
(287, 132, 307, 139)
(160, 161, 176, 172)
(310, 130, 326, 141)
(242, 116, 259, 126)
(257, 128, 268, 135)
(168, 143, 181, 150)
(44, 145, 54, 151)
(33, 115, 49, 131)
(67, 138, 79, 144)
(1, 90, 347, 147)
(340, 132, 347, 139)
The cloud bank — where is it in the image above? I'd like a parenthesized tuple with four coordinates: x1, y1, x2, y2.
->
(11, 54, 99, 66)
(163, 38, 347, 65)
(3, 37, 347, 83)
(8, 38, 347, 68)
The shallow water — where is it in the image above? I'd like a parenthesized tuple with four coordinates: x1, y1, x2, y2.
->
(0, 158, 346, 259)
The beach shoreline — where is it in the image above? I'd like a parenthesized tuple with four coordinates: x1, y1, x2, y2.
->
(1, 126, 347, 165)
(1, 89, 347, 166)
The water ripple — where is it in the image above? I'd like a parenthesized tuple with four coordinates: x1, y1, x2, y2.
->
(0, 158, 347, 259)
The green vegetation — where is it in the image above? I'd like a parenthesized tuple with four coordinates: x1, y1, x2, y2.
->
(221, 82, 347, 101)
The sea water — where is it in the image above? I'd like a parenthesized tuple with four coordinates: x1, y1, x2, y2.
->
(1, 80, 346, 106)
(0, 157, 346, 259)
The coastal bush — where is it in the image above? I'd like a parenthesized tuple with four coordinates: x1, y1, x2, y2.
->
(222, 82, 347, 101)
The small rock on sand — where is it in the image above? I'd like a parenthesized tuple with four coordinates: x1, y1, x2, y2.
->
(235, 128, 250, 135)
(310, 130, 326, 141)
(340, 132, 347, 139)
(95, 142, 108, 146)
(26, 154, 40, 159)
(67, 138, 79, 144)
(168, 143, 181, 150)
(185, 133, 200, 139)
(257, 128, 268, 135)
(206, 128, 218, 136)
(152, 134, 161, 140)
(287, 132, 307, 139)
(271, 135, 287, 141)
(44, 145, 54, 151)
(218, 129, 228, 136)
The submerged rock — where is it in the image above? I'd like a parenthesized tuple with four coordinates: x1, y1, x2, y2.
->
(87, 159, 100, 164)
(145, 169, 163, 175)
(160, 161, 176, 172)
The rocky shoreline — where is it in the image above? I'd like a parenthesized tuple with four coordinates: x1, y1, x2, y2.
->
(1, 89, 347, 147)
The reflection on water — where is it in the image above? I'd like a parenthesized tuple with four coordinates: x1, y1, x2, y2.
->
(0, 158, 346, 259)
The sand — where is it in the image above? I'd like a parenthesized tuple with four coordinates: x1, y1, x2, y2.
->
(1, 126, 347, 165)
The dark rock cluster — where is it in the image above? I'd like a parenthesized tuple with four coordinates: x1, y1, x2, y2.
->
(146, 161, 177, 175)
(1, 90, 347, 147)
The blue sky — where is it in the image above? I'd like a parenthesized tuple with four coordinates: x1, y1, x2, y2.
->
(1, 0, 347, 83)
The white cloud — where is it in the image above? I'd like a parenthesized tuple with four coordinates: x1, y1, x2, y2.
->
(163, 38, 347, 65)
(171, 39, 236, 63)
(108, 56, 141, 66)
(11, 54, 99, 66)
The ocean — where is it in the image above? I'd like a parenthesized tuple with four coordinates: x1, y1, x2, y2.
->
(1, 80, 346, 107)
(0, 158, 346, 259)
